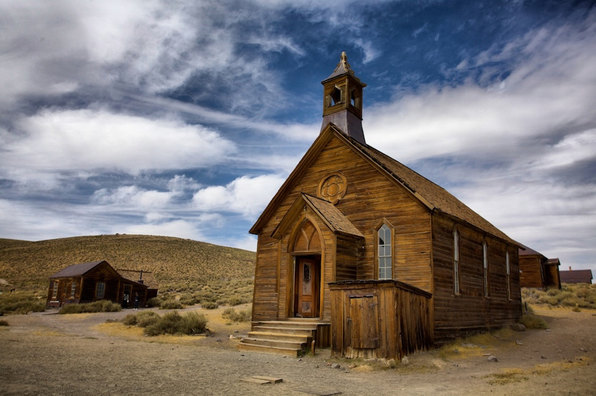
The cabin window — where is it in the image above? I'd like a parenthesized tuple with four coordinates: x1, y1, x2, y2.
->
(483, 241, 489, 297)
(96, 281, 105, 299)
(453, 229, 460, 295)
(506, 251, 511, 300)
(52, 280, 59, 299)
(70, 282, 76, 298)
(377, 224, 392, 280)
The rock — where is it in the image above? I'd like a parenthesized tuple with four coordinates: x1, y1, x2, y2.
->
(332, 363, 341, 369)
(400, 356, 409, 366)
(580, 347, 587, 352)
(541, 355, 547, 359)
(515, 340, 523, 345)
(511, 323, 526, 332)
(487, 355, 498, 362)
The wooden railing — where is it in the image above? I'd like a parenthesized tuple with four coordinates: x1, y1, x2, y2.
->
(329, 279, 432, 360)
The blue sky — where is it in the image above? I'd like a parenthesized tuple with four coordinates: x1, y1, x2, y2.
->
(1, 1, 595, 274)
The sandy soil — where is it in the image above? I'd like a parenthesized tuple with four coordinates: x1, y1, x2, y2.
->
(1, 304, 594, 396)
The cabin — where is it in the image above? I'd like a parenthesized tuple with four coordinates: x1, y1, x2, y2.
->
(240, 53, 522, 359)
(559, 267, 593, 284)
(46, 260, 149, 308)
(519, 245, 561, 289)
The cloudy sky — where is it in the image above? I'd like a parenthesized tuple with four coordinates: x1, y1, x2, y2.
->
(1, 1, 594, 273)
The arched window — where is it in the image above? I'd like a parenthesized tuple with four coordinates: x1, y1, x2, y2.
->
(378, 224, 392, 280)
(453, 229, 460, 295)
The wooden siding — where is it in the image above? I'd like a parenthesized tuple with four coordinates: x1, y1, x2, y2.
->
(519, 255, 545, 288)
(329, 280, 432, 360)
(432, 215, 522, 341)
(251, 134, 433, 322)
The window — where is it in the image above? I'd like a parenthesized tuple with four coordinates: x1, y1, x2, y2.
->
(506, 251, 511, 300)
(483, 241, 489, 297)
(52, 280, 59, 299)
(70, 282, 77, 298)
(378, 224, 392, 280)
(453, 229, 460, 295)
(96, 281, 105, 299)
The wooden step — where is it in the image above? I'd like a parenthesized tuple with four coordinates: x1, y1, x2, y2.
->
(248, 331, 311, 343)
(253, 320, 318, 329)
(252, 325, 315, 336)
(241, 337, 305, 350)
(237, 342, 302, 357)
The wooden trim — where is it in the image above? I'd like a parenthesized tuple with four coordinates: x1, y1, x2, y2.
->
(452, 225, 461, 296)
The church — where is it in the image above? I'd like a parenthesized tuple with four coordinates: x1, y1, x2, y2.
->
(241, 53, 522, 359)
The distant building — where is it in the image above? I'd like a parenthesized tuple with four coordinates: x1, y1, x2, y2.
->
(518, 245, 561, 289)
(559, 267, 593, 284)
(46, 260, 150, 308)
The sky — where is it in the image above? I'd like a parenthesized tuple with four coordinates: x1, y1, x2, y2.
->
(1, 1, 595, 274)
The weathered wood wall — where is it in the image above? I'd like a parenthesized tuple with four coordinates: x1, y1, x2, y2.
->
(519, 255, 545, 288)
(432, 215, 521, 341)
(329, 280, 432, 360)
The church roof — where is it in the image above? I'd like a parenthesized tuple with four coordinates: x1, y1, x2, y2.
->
(321, 51, 365, 85)
(251, 124, 520, 247)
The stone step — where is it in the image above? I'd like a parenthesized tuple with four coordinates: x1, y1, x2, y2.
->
(237, 342, 301, 357)
(248, 331, 311, 343)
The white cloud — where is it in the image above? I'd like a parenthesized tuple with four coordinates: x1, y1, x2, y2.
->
(193, 174, 286, 217)
(1, 109, 235, 177)
(121, 219, 204, 241)
(91, 186, 173, 209)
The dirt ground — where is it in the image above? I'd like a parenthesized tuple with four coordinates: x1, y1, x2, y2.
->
(1, 304, 594, 396)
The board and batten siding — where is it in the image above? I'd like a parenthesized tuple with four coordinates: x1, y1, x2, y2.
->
(431, 215, 521, 341)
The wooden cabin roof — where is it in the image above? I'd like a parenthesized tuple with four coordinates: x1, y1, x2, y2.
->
(547, 258, 560, 266)
(49, 260, 111, 278)
(518, 244, 546, 258)
(251, 124, 519, 247)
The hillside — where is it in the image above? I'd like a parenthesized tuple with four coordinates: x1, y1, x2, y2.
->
(0, 234, 255, 294)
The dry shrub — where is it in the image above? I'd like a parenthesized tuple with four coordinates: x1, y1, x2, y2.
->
(143, 311, 207, 336)
(160, 300, 183, 310)
(519, 313, 548, 329)
(122, 311, 159, 327)
(0, 292, 46, 314)
(146, 297, 162, 308)
(222, 307, 251, 322)
(201, 301, 219, 309)
(0, 319, 9, 326)
(59, 300, 121, 314)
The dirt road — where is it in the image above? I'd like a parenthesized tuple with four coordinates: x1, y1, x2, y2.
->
(1, 305, 594, 395)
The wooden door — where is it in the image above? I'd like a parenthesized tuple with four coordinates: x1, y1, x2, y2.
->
(294, 257, 320, 318)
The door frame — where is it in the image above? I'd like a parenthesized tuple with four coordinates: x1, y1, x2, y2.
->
(291, 254, 322, 318)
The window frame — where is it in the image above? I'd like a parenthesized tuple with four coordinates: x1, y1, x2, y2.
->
(52, 280, 59, 299)
(95, 281, 105, 299)
(506, 250, 511, 300)
(70, 281, 77, 299)
(376, 222, 393, 280)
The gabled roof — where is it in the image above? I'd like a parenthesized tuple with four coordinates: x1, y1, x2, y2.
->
(50, 260, 112, 278)
(560, 269, 593, 284)
(272, 193, 363, 239)
(251, 124, 519, 246)
(547, 258, 560, 266)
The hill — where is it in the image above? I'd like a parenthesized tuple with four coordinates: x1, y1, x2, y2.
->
(0, 234, 255, 296)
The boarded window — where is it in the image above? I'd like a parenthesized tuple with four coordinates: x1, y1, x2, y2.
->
(349, 295, 379, 349)
(454, 229, 460, 295)
(70, 282, 76, 298)
(378, 224, 392, 280)
(96, 281, 105, 299)
(506, 251, 511, 300)
(483, 242, 489, 297)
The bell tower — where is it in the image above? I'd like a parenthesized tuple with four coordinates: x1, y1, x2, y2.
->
(320, 51, 366, 144)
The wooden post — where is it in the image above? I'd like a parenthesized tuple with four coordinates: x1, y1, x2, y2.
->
(311, 339, 316, 355)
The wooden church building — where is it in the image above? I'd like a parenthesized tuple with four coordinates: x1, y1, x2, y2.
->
(241, 53, 522, 359)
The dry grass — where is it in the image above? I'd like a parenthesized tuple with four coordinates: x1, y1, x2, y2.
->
(485, 357, 591, 385)
(522, 284, 596, 309)
(436, 329, 516, 360)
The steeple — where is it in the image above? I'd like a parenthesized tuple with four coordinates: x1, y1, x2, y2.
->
(320, 51, 366, 144)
